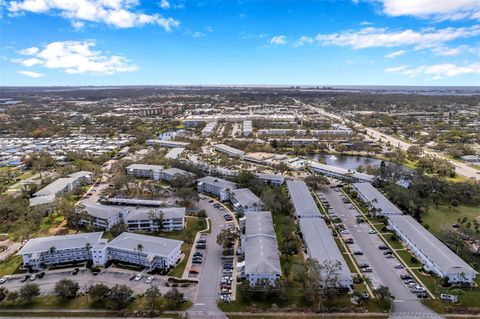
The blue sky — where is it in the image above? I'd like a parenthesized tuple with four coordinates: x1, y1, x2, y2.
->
(1, 0, 479, 86)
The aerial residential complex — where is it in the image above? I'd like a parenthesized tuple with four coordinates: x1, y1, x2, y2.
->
(352, 182, 403, 216)
(125, 164, 164, 180)
(213, 144, 246, 159)
(229, 188, 264, 214)
(18, 232, 182, 272)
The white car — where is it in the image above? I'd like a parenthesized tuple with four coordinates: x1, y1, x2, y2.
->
(368, 230, 377, 234)
(0, 276, 9, 284)
(340, 230, 349, 235)
(146, 276, 154, 284)
(134, 273, 143, 281)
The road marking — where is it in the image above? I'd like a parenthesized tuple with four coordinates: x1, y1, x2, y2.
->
(194, 303, 205, 306)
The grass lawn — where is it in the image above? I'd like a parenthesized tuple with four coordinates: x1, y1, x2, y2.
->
(422, 204, 480, 238)
(0, 255, 23, 276)
(395, 249, 421, 268)
(166, 216, 207, 278)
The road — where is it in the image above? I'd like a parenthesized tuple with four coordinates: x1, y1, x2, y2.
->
(188, 198, 228, 319)
(364, 127, 480, 181)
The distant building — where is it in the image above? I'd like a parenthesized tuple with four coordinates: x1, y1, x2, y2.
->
(161, 167, 194, 182)
(213, 144, 245, 159)
(80, 202, 128, 230)
(255, 173, 285, 186)
(126, 207, 185, 232)
(146, 139, 190, 148)
(460, 155, 480, 163)
(229, 188, 264, 214)
(286, 180, 321, 219)
(165, 147, 185, 160)
(126, 164, 164, 180)
(352, 183, 403, 216)
(202, 121, 218, 137)
(243, 120, 253, 137)
(309, 161, 374, 183)
(197, 176, 237, 201)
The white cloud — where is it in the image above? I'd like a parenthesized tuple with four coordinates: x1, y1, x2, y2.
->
(385, 62, 480, 79)
(270, 35, 287, 45)
(192, 31, 205, 38)
(377, 0, 480, 21)
(18, 70, 44, 77)
(159, 0, 169, 9)
(385, 49, 406, 58)
(293, 36, 314, 47)
(14, 40, 138, 75)
(18, 46, 39, 55)
(7, 0, 180, 30)
(314, 25, 480, 50)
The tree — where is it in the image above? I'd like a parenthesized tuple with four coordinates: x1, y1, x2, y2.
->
(304, 174, 330, 190)
(406, 145, 423, 161)
(135, 243, 144, 268)
(6, 291, 19, 304)
(374, 285, 391, 300)
(175, 187, 199, 207)
(148, 209, 164, 231)
(20, 283, 40, 303)
(54, 278, 80, 300)
(89, 283, 111, 304)
(216, 228, 239, 255)
(106, 284, 134, 310)
(164, 287, 183, 309)
(109, 221, 127, 237)
(145, 284, 162, 313)
(0, 287, 8, 303)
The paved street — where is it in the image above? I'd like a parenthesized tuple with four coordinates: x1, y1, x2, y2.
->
(188, 198, 228, 319)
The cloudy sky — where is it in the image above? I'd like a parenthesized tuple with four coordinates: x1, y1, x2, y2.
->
(1, 0, 479, 86)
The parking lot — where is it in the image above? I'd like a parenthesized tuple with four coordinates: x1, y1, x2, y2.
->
(0, 267, 197, 299)
(318, 186, 423, 301)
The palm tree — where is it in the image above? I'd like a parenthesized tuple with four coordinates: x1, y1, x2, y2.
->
(49, 246, 57, 255)
(135, 243, 144, 268)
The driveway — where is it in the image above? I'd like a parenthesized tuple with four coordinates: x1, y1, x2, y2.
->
(188, 198, 228, 319)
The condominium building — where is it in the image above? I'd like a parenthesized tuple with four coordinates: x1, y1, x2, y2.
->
(126, 207, 185, 232)
(286, 180, 321, 219)
(229, 188, 264, 214)
(105, 232, 182, 271)
(197, 176, 237, 201)
(146, 139, 190, 148)
(243, 120, 253, 137)
(352, 183, 403, 216)
(255, 173, 285, 186)
(388, 215, 477, 284)
(213, 144, 245, 159)
(80, 202, 128, 230)
(126, 164, 164, 180)
(243, 211, 281, 285)
(309, 161, 374, 183)
(202, 121, 218, 137)
(161, 167, 194, 182)
(17, 232, 104, 270)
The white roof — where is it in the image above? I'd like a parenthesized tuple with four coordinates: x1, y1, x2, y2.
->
(230, 188, 263, 210)
(126, 206, 186, 221)
(107, 232, 182, 257)
(352, 183, 403, 215)
(126, 164, 164, 172)
(18, 232, 103, 255)
(33, 177, 76, 197)
(286, 180, 321, 218)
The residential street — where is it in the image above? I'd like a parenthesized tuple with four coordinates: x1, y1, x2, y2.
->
(188, 198, 228, 319)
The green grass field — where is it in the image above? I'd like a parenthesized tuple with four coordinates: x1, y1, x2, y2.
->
(0, 255, 23, 276)
(422, 204, 480, 237)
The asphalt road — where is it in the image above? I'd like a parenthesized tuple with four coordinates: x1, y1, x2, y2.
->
(188, 198, 228, 319)
(319, 187, 443, 318)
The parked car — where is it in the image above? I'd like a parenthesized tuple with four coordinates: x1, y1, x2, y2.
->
(378, 245, 389, 250)
(340, 230, 349, 235)
(134, 273, 143, 281)
(37, 272, 45, 279)
(400, 274, 412, 280)
(353, 250, 363, 255)
(72, 267, 80, 275)
(29, 274, 37, 281)
(189, 268, 199, 274)
(368, 230, 377, 234)
(394, 264, 404, 269)
(20, 275, 29, 282)
(0, 276, 9, 284)
(129, 273, 136, 281)
(146, 276, 154, 284)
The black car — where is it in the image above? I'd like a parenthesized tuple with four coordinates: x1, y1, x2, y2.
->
(37, 271, 45, 279)
(400, 274, 412, 280)
(359, 263, 370, 269)
(192, 258, 203, 264)
(129, 273, 136, 280)
(194, 252, 203, 257)
(378, 245, 389, 250)
(72, 268, 80, 275)
(20, 275, 29, 282)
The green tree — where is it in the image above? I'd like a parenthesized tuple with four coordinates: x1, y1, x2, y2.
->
(89, 283, 111, 304)
(6, 291, 19, 304)
(164, 287, 183, 309)
(216, 228, 239, 255)
(20, 283, 40, 303)
(106, 284, 134, 310)
(0, 287, 8, 302)
(145, 284, 162, 313)
(54, 278, 80, 300)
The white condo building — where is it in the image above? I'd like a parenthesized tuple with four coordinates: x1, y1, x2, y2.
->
(126, 164, 164, 180)
(197, 176, 237, 201)
(126, 207, 185, 232)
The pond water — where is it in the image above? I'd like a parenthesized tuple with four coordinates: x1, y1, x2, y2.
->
(309, 153, 387, 171)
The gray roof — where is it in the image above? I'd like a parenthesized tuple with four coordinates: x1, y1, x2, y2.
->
(298, 218, 352, 284)
(255, 173, 285, 184)
(214, 144, 245, 156)
(162, 167, 192, 177)
(68, 171, 93, 179)
(309, 161, 374, 182)
(230, 188, 263, 210)
(33, 177, 76, 197)
(388, 215, 477, 277)
(147, 139, 189, 147)
(286, 180, 321, 218)
(106, 198, 165, 206)
(165, 147, 185, 159)
(84, 202, 126, 219)
(18, 232, 103, 255)
(244, 211, 281, 276)
(126, 164, 164, 172)
(29, 194, 55, 207)
(245, 211, 275, 237)
(126, 206, 186, 221)
(196, 176, 237, 190)
(107, 232, 182, 257)
(352, 183, 403, 215)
